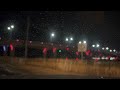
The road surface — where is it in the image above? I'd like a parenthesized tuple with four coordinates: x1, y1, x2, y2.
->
(0, 63, 118, 79)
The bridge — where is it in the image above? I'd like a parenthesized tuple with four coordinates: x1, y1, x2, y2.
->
(0, 40, 80, 58)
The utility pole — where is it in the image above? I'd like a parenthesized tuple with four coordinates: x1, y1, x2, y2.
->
(81, 51, 83, 60)
(25, 16, 30, 58)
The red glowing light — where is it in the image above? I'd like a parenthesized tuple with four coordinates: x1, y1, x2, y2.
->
(76, 58, 79, 61)
(85, 50, 91, 56)
(76, 52, 79, 55)
(43, 48, 47, 54)
(66, 48, 69, 51)
(66, 57, 68, 60)
(10, 44, 13, 51)
(53, 48, 57, 53)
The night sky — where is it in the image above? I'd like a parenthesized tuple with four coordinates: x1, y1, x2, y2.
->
(0, 11, 120, 50)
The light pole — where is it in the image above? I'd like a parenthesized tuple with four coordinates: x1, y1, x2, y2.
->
(7, 25, 14, 61)
(50, 32, 55, 43)
(25, 16, 30, 58)
(70, 37, 73, 46)
(65, 37, 73, 47)
(7, 25, 14, 42)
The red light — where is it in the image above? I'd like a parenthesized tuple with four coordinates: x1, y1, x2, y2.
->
(10, 44, 13, 51)
(66, 57, 68, 60)
(43, 48, 47, 54)
(76, 52, 79, 55)
(85, 50, 90, 56)
(66, 48, 69, 51)
(76, 58, 79, 61)
(53, 48, 57, 53)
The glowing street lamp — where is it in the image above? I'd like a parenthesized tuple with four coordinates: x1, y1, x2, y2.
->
(79, 41, 82, 44)
(96, 44, 100, 48)
(102, 47, 105, 50)
(83, 40, 86, 44)
(110, 49, 112, 52)
(51, 33, 55, 37)
(50, 32, 55, 42)
(106, 47, 109, 50)
(7, 27, 11, 30)
(7, 24, 15, 59)
(113, 49, 116, 52)
(11, 25, 14, 29)
(66, 38, 69, 41)
(92, 45, 95, 47)
(70, 37, 73, 41)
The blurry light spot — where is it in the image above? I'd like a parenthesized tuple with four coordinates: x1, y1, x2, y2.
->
(16, 39, 19, 42)
(30, 41, 32, 43)
(59, 50, 61, 52)
(10, 44, 13, 51)
(3, 45, 6, 52)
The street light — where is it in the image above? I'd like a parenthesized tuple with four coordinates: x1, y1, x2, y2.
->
(11, 25, 14, 29)
(70, 37, 73, 41)
(66, 38, 69, 41)
(92, 45, 95, 47)
(51, 33, 55, 37)
(50, 32, 55, 42)
(79, 41, 82, 44)
(7, 24, 15, 61)
(106, 47, 109, 50)
(102, 47, 105, 50)
(96, 44, 100, 47)
(7, 25, 14, 40)
(7, 27, 11, 30)
(83, 40, 86, 44)
(110, 49, 112, 52)
(113, 49, 116, 52)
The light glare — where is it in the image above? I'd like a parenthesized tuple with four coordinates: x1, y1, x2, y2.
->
(8, 27, 11, 30)
(83, 41, 86, 44)
(11, 25, 14, 28)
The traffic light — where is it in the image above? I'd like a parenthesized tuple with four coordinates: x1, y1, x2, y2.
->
(58, 50, 62, 53)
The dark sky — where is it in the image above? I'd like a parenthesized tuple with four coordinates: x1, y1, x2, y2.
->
(0, 11, 120, 50)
